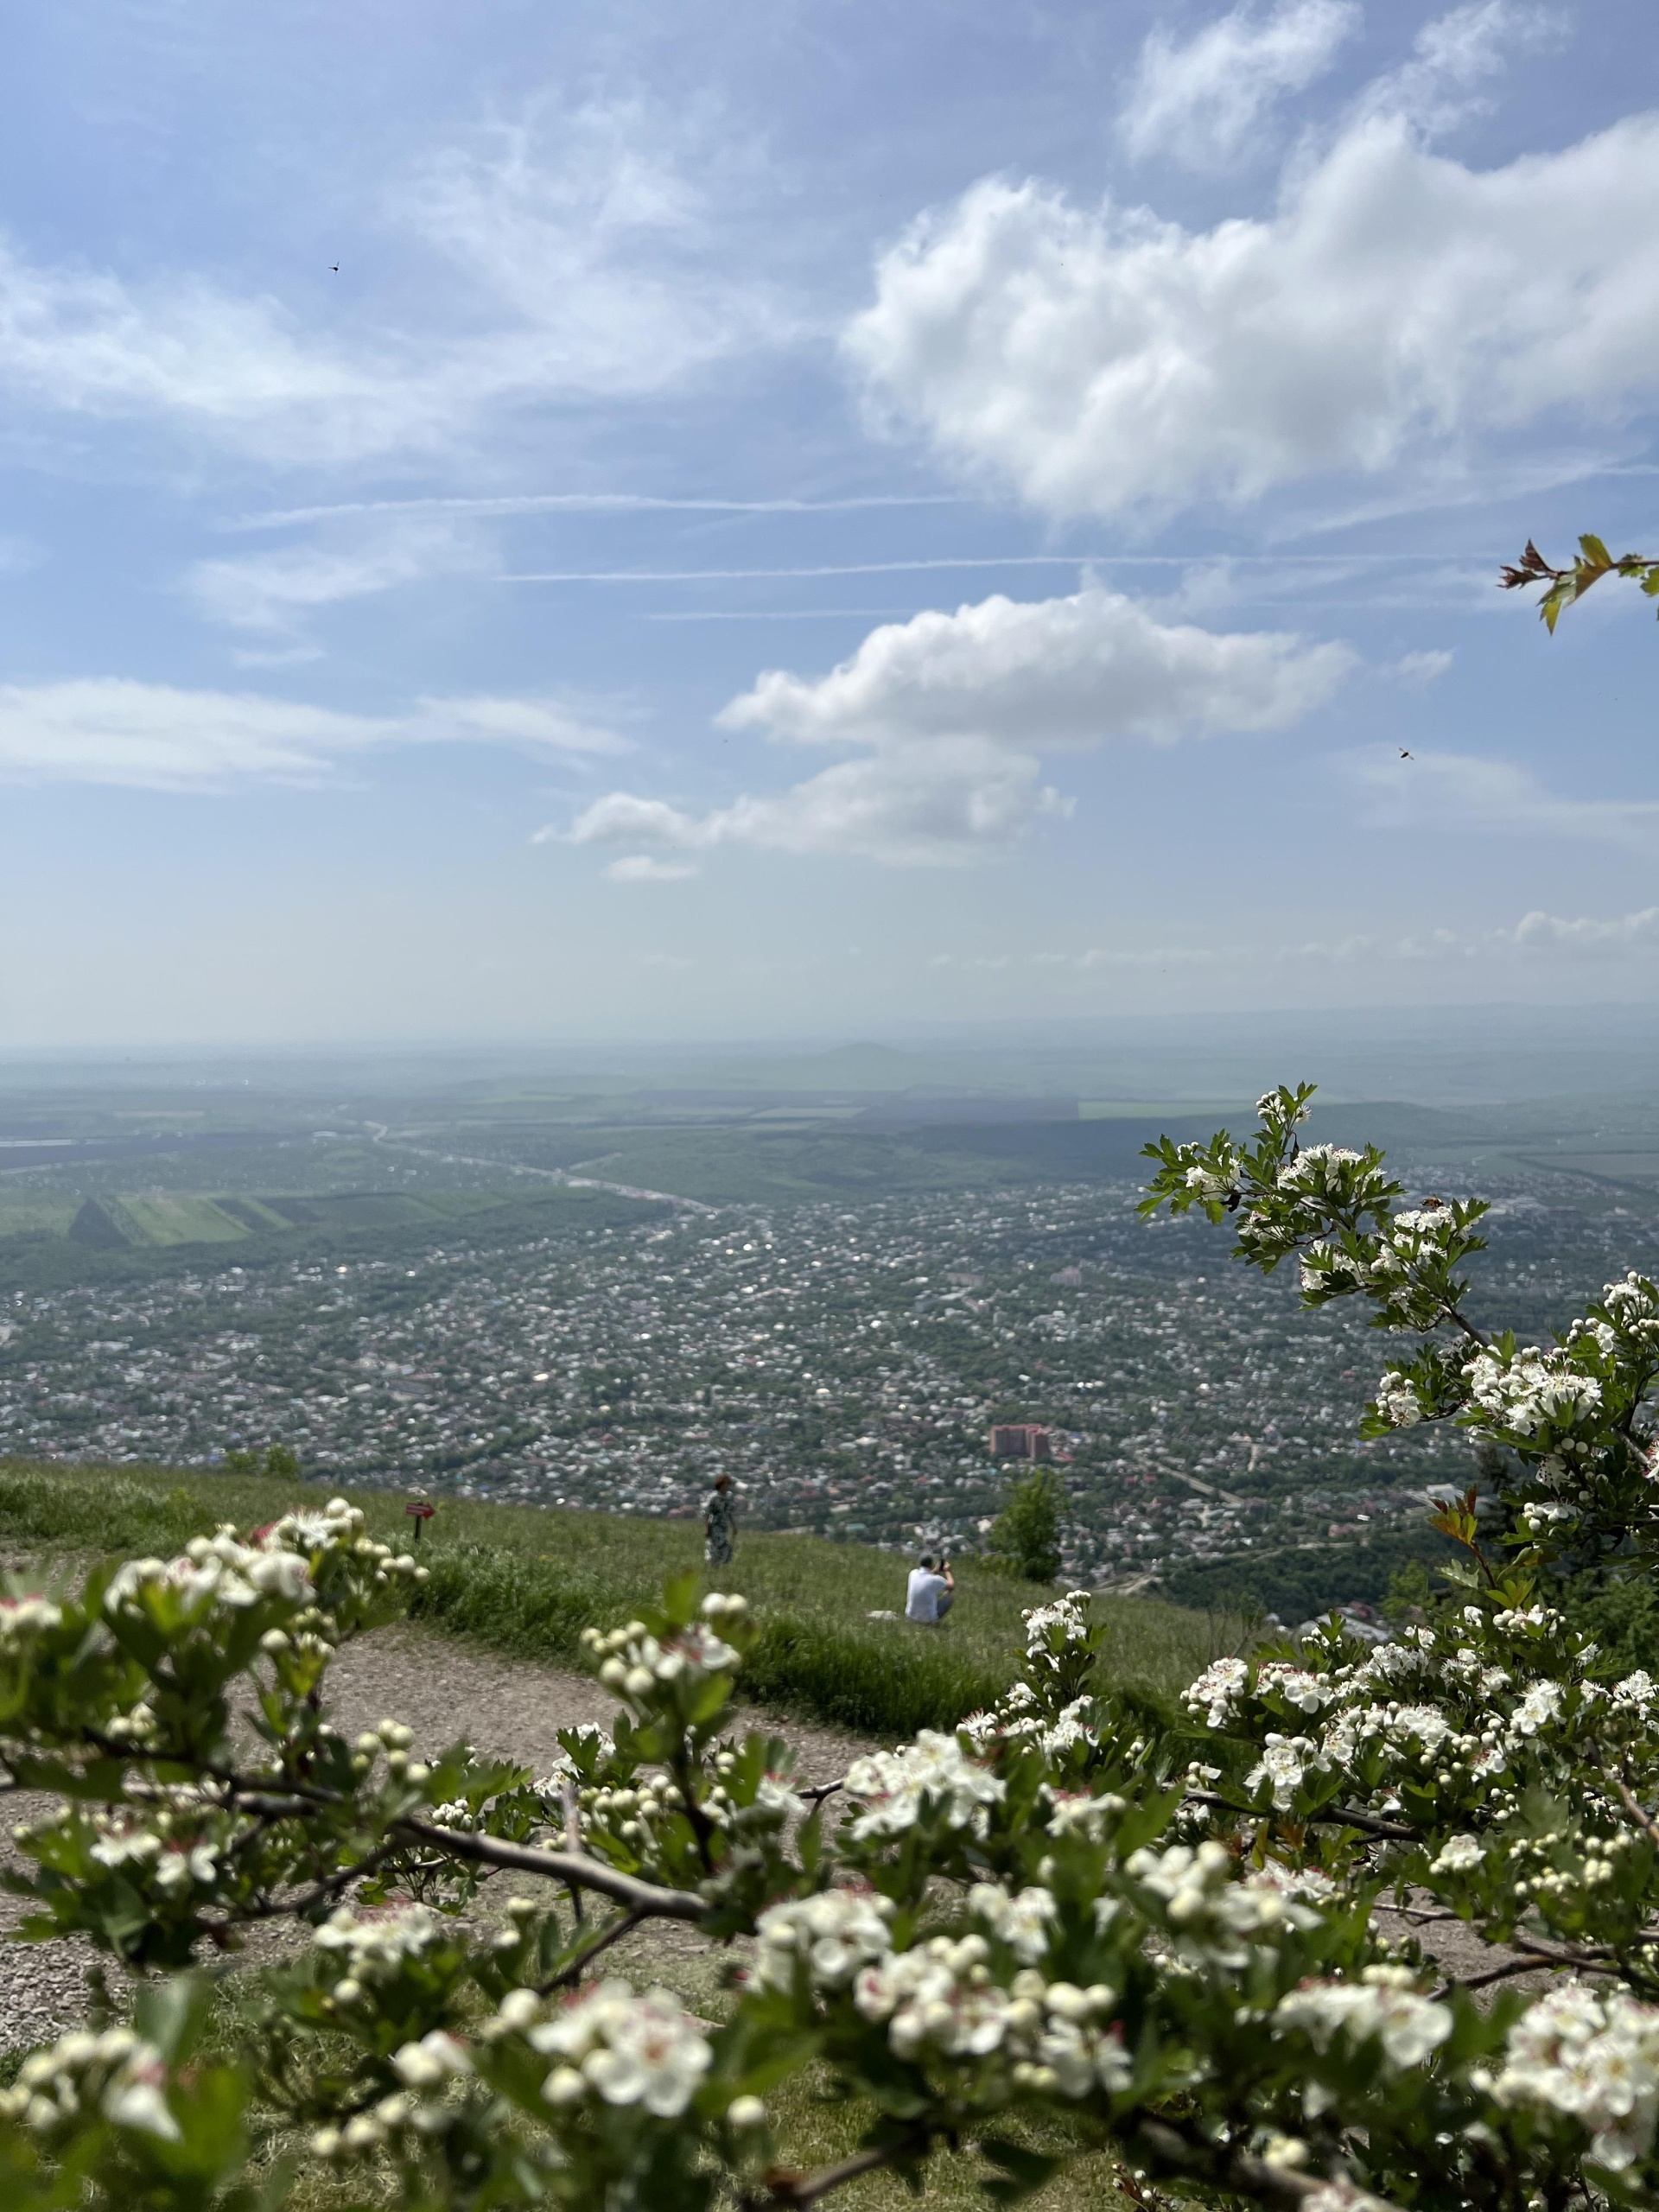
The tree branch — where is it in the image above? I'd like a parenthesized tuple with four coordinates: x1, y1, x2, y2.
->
(537, 1908, 645, 1994)
(759, 2132, 928, 2207)
(1185, 1790, 1415, 1842)
(1433, 1942, 1615, 2002)
(1132, 2117, 1408, 2212)
(391, 1817, 707, 1920)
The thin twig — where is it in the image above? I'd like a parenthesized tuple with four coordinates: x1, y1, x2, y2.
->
(391, 1817, 707, 1920)
(1132, 2117, 1409, 2212)
(559, 1777, 588, 1925)
(1610, 1774, 1659, 1847)
(760, 2134, 925, 2207)
(1185, 1789, 1415, 1842)
(537, 1909, 645, 1995)
(1433, 1942, 1616, 2002)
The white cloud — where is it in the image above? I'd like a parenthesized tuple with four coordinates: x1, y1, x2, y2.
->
(717, 584, 1353, 749)
(1119, 0, 1359, 171)
(1391, 649, 1454, 687)
(0, 680, 626, 791)
(565, 738, 1069, 869)
(1510, 906, 1659, 954)
(604, 855, 699, 883)
(400, 97, 783, 395)
(188, 519, 488, 632)
(844, 107, 1659, 518)
(1357, 3, 1564, 138)
(0, 96, 781, 467)
(1348, 748, 1659, 849)
(558, 584, 1350, 867)
(1280, 903, 1659, 963)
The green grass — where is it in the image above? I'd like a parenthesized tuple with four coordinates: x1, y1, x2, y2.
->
(0, 1459, 1233, 1738)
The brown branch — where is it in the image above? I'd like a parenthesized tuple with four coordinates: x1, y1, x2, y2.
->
(1610, 1774, 1659, 1848)
(1132, 2117, 1408, 2212)
(1433, 1941, 1615, 2002)
(391, 1816, 707, 1920)
(537, 1908, 645, 1994)
(1185, 1789, 1415, 1842)
(759, 2133, 928, 2207)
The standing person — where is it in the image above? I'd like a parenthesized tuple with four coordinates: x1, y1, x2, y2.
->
(704, 1473, 737, 1567)
(905, 1551, 955, 1625)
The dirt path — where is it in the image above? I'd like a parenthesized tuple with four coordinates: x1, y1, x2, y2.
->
(0, 1622, 874, 2051)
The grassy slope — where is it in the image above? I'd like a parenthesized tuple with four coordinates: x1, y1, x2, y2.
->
(0, 1458, 1230, 1737)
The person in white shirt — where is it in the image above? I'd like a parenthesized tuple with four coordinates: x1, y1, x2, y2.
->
(905, 1552, 955, 1625)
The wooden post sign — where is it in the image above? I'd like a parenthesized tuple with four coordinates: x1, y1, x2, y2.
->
(404, 1501, 435, 1542)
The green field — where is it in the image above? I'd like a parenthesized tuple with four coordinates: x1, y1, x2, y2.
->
(0, 1196, 79, 1240)
(118, 1193, 256, 1245)
(0, 1458, 1234, 1737)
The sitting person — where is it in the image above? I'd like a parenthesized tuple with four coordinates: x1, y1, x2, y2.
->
(905, 1552, 955, 1625)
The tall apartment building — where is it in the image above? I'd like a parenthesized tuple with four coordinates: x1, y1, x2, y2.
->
(989, 1423, 1052, 1461)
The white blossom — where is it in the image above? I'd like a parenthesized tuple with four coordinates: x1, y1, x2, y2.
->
(1430, 1834, 1484, 1876)
(1497, 1984, 1659, 2170)
(754, 1889, 894, 1991)
(531, 1980, 712, 2119)
(969, 1882, 1058, 1964)
(843, 1732, 1005, 1840)
(1276, 1969, 1452, 2069)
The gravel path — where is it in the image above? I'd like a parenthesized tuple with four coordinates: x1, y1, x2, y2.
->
(0, 1622, 875, 2052)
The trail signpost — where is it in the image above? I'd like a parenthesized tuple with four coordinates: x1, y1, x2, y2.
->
(404, 1499, 435, 1541)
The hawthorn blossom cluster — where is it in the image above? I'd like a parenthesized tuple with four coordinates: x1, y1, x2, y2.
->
(1127, 1840, 1323, 1967)
(862, 1937, 1132, 2097)
(755, 1887, 896, 1989)
(1275, 1968, 1452, 2073)
(0, 1589, 63, 1651)
(101, 1498, 427, 1632)
(581, 1592, 746, 1706)
(529, 1980, 714, 2119)
(310, 2029, 474, 2163)
(1495, 1984, 1659, 2171)
(0, 2026, 178, 2142)
(843, 1730, 1006, 1840)
(314, 1904, 442, 1999)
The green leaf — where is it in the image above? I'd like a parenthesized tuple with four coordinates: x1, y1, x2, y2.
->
(977, 2138, 1062, 2204)
(663, 1567, 700, 1625)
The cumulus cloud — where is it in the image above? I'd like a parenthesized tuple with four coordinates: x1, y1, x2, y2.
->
(1119, 0, 1359, 170)
(0, 96, 781, 466)
(0, 680, 626, 791)
(567, 738, 1069, 868)
(1510, 906, 1659, 953)
(557, 584, 1351, 867)
(1281, 904, 1659, 963)
(843, 105, 1659, 518)
(1348, 748, 1659, 849)
(718, 584, 1353, 749)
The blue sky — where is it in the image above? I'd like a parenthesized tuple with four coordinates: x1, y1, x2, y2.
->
(3, 0, 1659, 1046)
